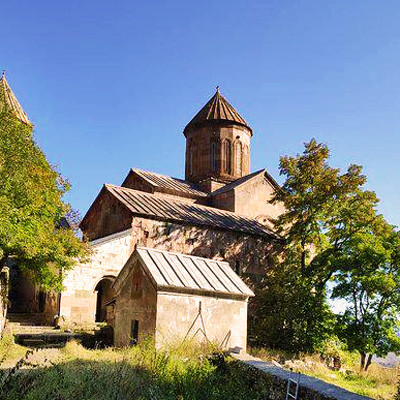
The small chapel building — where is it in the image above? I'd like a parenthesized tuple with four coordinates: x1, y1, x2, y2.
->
(2, 75, 285, 349)
(113, 247, 254, 349)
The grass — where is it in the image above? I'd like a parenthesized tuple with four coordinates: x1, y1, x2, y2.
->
(0, 331, 26, 366)
(1, 333, 398, 399)
(0, 338, 272, 400)
(250, 347, 399, 400)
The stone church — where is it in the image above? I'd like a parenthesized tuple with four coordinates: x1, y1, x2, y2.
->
(2, 75, 285, 348)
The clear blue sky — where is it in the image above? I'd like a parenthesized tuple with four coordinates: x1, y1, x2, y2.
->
(2, 1, 400, 226)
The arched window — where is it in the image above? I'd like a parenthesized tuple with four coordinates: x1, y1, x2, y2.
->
(223, 140, 231, 174)
(235, 141, 242, 175)
(188, 140, 193, 176)
(211, 141, 217, 172)
(243, 145, 249, 172)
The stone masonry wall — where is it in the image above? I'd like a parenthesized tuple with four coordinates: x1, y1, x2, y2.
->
(156, 292, 248, 350)
(237, 359, 372, 400)
(60, 229, 135, 323)
(131, 217, 276, 280)
(114, 259, 157, 347)
(61, 215, 277, 325)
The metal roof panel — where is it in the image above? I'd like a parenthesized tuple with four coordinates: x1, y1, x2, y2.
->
(135, 247, 254, 298)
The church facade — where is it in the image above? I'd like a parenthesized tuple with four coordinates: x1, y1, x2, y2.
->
(59, 88, 285, 331)
(2, 75, 284, 346)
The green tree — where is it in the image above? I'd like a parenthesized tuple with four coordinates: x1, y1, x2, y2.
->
(333, 224, 400, 371)
(0, 111, 88, 289)
(259, 139, 391, 354)
(251, 255, 334, 352)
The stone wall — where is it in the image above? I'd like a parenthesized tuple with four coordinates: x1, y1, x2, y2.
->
(114, 259, 157, 347)
(211, 171, 285, 221)
(131, 217, 276, 279)
(59, 229, 134, 323)
(80, 188, 133, 241)
(233, 172, 285, 220)
(185, 123, 251, 183)
(0, 267, 9, 337)
(236, 359, 372, 400)
(156, 292, 248, 350)
(61, 215, 277, 325)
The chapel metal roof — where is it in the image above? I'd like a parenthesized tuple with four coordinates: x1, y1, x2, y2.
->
(134, 247, 254, 298)
(183, 88, 252, 136)
(104, 184, 277, 238)
(0, 72, 31, 125)
(130, 169, 208, 198)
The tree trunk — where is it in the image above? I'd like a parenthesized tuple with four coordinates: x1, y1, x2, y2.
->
(364, 354, 373, 371)
(360, 351, 366, 371)
(0, 255, 7, 274)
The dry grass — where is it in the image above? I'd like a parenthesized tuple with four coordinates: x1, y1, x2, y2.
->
(0, 331, 27, 366)
(250, 347, 399, 400)
(0, 339, 271, 400)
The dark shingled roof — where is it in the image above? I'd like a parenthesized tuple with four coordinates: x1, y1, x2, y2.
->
(184, 89, 252, 136)
(104, 184, 277, 238)
(130, 169, 208, 198)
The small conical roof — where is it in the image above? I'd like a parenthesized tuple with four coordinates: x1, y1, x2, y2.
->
(0, 71, 32, 125)
(184, 88, 252, 136)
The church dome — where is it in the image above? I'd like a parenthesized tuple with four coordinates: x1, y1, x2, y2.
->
(183, 88, 252, 136)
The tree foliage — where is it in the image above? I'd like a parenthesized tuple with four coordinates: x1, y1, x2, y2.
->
(333, 223, 400, 370)
(0, 111, 88, 289)
(255, 139, 400, 365)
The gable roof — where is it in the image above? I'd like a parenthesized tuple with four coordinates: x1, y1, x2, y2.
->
(125, 168, 208, 198)
(95, 184, 277, 238)
(184, 89, 252, 136)
(211, 168, 281, 196)
(0, 72, 31, 125)
(114, 247, 254, 299)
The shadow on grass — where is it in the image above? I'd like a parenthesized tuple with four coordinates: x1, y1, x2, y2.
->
(1, 358, 272, 400)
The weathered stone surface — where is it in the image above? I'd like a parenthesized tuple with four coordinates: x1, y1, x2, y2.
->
(156, 292, 248, 350)
(130, 217, 276, 277)
(114, 260, 157, 347)
(185, 124, 251, 184)
(80, 189, 133, 241)
(61, 212, 277, 325)
(59, 229, 134, 323)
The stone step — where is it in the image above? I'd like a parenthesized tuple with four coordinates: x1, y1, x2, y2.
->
(6, 322, 57, 335)
(14, 332, 81, 348)
(7, 312, 43, 321)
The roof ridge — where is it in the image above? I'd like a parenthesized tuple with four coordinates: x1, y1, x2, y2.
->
(132, 168, 197, 185)
(136, 246, 229, 264)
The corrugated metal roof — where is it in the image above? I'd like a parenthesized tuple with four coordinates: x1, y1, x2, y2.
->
(184, 89, 252, 135)
(105, 184, 277, 238)
(131, 169, 208, 198)
(0, 72, 31, 125)
(135, 247, 254, 298)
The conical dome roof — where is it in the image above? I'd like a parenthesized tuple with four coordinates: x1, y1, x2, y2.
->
(184, 88, 252, 136)
(0, 72, 32, 125)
